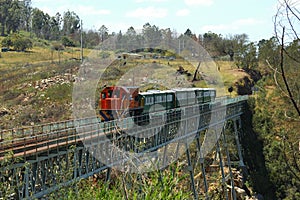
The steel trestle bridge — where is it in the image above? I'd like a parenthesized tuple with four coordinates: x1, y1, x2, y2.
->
(0, 96, 248, 199)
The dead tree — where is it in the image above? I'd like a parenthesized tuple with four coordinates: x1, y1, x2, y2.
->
(192, 62, 201, 82)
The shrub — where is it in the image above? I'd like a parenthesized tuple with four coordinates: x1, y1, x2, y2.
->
(61, 36, 76, 47)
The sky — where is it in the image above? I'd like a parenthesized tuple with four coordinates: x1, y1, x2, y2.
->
(31, 0, 279, 42)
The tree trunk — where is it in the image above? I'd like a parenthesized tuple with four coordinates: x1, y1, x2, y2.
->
(192, 62, 201, 82)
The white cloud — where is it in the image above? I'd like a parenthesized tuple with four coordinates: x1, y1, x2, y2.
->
(126, 7, 168, 19)
(184, 0, 214, 6)
(201, 18, 265, 32)
(176, 9, 190, 16)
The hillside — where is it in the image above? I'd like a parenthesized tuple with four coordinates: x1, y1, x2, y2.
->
(0, 45, 251, 130)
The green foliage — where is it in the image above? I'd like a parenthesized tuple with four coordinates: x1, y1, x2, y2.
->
(0, 151, 24, 199)
(1, 37, 12, 48)
(50, 163, 191, 200)
(1, 33, 32, 51)
(98, 51, 111, 59)
(243, 77, 300, 199)
(234, 42, 258, 70)
(13, 37, 32, 51)
(61, 36, 76, 47)
(44, 83, 72, 102)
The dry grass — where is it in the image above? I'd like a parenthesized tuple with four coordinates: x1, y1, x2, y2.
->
(0, 46, 90, 67)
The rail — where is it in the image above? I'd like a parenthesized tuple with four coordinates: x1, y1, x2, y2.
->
(0, 95, 248, 199)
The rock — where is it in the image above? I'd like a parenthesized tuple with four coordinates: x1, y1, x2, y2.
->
(0, 107, 10, 117)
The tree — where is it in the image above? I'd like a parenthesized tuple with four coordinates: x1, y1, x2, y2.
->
(257, 37, 280, 68)
(31, 8, 47, 38)
(13, 37, 32, 51)
(0, 0, 11, 35)
(142, 22, 162, 47)
(2, 33, 32, 51)
(62, 10, 80, 36)
(274, 0, 300, 116)
(235, 42, 258, 70)
(85, 29, 100, 48)
(254, 1, 300, 199)
(98, 25, 108, 42)
(1, 36, 12, 48)
(202, 31, 222, 57)
(61, 36, 75, 47)
(19, 0, 32, 32)
(49, 12, 62, 40)
(184, 28, 192, 37)
(5, 0, 21, 33)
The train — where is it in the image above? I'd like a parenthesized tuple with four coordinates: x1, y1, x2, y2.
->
(97, 86, 216, 125)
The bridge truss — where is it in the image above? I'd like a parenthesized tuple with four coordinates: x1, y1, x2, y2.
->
(0, 96, 248, 199)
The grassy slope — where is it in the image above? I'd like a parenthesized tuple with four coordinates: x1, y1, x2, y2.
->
(0, 46, 248, 130)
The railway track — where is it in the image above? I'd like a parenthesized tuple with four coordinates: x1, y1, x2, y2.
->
(0, 95, 247, 161)
(0, 95, 248, 199)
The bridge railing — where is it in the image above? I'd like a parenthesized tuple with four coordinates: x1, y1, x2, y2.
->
(0, 96, 249, 199)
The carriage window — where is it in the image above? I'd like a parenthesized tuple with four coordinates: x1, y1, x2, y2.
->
(211, 91, 216, 97)
(167, 94, 173, 102)
(145, 96, 154, 105)
(155, 96, 162, 103)
(162, 95, 166, 102)
(177, 93, 185, 100)
(204, 91, 210, 97)
(101, 93, 106, 99)
(188, 92, 195, 99)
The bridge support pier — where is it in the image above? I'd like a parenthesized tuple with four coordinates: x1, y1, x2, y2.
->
(216, 131, 229, 200)
(185, 140, 198, 200)
(223, 122, 238, 200)
(196, 137, 209, 200)
(234, 118, 245, 168)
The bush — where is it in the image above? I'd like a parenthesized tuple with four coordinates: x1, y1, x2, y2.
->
(1, 37, 12, 48)
(13, 37, 32, 51)
(51, 42, 65, 51)
(61, 36, 76, 47)
(1, 34, 32, 51)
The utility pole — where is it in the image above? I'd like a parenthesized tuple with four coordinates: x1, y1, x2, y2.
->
(80, 20, 83, 63)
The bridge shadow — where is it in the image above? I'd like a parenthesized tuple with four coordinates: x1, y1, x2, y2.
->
(240, 99, 276, 200)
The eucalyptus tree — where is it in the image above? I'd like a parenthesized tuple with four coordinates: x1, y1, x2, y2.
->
(62, 10, 80, 36)
(202, 31, 223, 58)
(49, 12, 62, 40)
(98, 25, 109, 42)
(0, 0, 12, 35)
(142, 22, 162, 47)
(125, 26, 142, 50)
(257, 37, 280, 69)
(31, 8, 48, 38)
(19, 0, 32, 32)
(160, 28, 173, 50)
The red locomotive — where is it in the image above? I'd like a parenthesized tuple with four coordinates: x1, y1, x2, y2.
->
(98, 86, 141, 121)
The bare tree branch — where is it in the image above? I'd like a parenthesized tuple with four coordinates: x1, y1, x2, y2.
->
(280, 27, 300, 116)
(266, 59, 289, 98)
(285, 0, 300, 41)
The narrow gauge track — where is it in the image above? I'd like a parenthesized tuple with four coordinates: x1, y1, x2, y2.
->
(0, 96, 247, 161)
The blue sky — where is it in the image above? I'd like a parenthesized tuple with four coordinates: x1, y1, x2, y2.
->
(32, 0, 278, 42)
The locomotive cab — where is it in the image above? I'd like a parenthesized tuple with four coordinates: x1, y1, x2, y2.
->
(98, 86, 140, 121)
